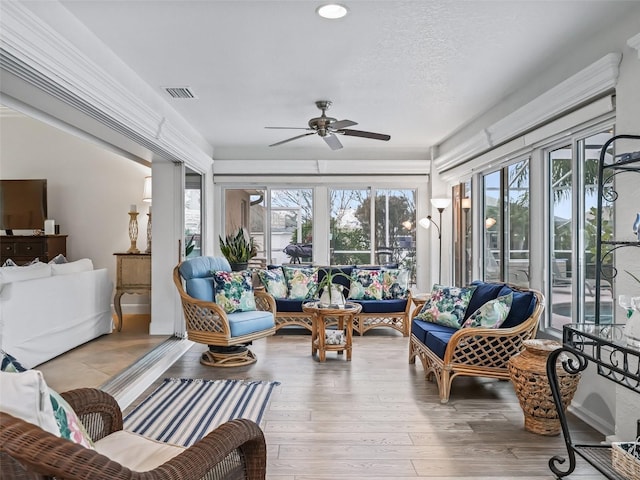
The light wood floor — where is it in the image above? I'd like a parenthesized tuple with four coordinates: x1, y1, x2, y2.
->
(38, 314, 167, 392)
(38, 320, 606, 479)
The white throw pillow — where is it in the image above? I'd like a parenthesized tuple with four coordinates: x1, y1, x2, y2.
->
(0, 370, 61, 437)
(94, 430, 184, 471)
(0, 262, 52, 286)
(51, 258, 94, 275)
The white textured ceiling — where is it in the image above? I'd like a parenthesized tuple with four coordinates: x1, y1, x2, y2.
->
(52, 0, 637, 160)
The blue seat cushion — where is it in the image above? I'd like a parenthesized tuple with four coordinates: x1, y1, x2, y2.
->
(351, 299, 407, 314)
(498, 286, 536, 328)
(411, 319, 457, 344)
(425, 330, 455, 360)
(463, 281, 506, 321)
(226, 310, 275, 337)
(275, 298, 305, 313)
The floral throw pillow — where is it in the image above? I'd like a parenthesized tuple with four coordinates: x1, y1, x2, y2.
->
(257, 267, 288, 299)
(348, 269, 383, 300)
(1, 350, 26, 372)
(212, 270, 256, 313)
(283, 266, 318, 300)
(462, 293, 513, 329)
(415, 284, 477, 329)
(381, 268, 409, 299)
(0, 350, 94, 448)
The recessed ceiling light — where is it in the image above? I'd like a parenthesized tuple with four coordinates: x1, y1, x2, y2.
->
(316, 4, 348, 19)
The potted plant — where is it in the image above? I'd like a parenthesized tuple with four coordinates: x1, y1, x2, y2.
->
(219, 228, 257, 271)
(311, 267, 352, 307)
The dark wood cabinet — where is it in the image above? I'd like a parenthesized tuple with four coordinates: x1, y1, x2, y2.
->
(0, 235, 67, 264)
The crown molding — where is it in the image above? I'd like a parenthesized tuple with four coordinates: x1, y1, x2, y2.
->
(0, 1, 212, 169)
(434, 53, 621, 174)
(628, 33, 640, 59)
(433, 130, 491, 173)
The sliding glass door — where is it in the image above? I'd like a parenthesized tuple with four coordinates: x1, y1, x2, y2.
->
(546, 129, 614, 331)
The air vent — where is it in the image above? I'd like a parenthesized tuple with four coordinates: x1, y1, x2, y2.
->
(163, 86, 197, 99)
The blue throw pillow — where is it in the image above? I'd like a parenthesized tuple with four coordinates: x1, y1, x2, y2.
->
(498, 286, 536, 328)
(463, 281, 506, 321)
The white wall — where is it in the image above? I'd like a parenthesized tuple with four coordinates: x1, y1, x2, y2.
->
(0, 111, 151, 312)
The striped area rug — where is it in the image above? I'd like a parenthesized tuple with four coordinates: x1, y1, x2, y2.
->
(123, 378, 280, 447)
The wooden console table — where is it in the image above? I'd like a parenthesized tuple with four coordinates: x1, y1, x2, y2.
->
(546, 324, 640, 479)
(1, 235, 67, 263)
(113, 253, 151, 332)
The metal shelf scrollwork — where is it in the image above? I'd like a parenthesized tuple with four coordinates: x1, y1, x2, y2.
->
(547, 324, 640, 479)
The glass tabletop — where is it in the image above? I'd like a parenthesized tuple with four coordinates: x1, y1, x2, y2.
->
(302, 301, 361, 312)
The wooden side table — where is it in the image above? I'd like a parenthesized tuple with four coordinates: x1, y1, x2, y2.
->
(302, 301, 362, 362)
(113, 253, 151, 332)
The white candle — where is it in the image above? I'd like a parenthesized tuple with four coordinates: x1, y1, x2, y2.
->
(130, 204, 137, 213)
(148, 206, 152, 214)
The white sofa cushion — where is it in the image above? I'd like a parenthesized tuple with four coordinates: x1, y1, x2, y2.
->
(94, 430, 184, 471)
(0, 370, 60, 437)
(51, 258, 94, 275)
(0, 262, 52, 286)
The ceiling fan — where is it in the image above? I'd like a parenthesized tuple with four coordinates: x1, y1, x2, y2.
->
(266, 100, 391, 150)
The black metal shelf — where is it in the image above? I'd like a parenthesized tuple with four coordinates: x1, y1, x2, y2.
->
(547, 134, 640, 479)
(546, 324, 640, 479)
(594, 134, 640, 317)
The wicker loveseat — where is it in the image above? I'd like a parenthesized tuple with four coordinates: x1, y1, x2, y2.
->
(0, 387, 267, 479)
(408, 281, 544, 403)
(258, 265, 413, 336)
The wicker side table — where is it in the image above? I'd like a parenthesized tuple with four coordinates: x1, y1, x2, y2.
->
(508, 339, 581, 436)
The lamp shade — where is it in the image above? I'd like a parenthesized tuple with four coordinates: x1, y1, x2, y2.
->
(142, 176, 152, 203)
(418, 217, 432, 229)
(485, 217, 497, 229)
(430, 198, 451, 210)
(461, 197, 471, 210)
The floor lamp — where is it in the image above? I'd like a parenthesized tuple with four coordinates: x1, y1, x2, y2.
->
(419, 198, 451, 284)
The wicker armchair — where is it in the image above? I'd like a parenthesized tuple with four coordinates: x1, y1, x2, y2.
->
(0, 387, 266, 479)
(174, 257, 276, 367)
(409, 285, 545, 403)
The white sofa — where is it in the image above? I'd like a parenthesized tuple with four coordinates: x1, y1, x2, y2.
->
(0, 259, 113, 368)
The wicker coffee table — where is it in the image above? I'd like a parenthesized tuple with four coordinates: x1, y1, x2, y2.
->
(302, 301, 362, 362)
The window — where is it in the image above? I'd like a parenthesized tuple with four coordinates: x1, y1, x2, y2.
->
(270, 189, 313, 265)
(330, 188, 371, 265)
(329, 187, 416, 281)
(185, 168, 202, 258)
(547, 130, 614, 330)
(482, 159, 530, 287)
(453, 182, 472, 287)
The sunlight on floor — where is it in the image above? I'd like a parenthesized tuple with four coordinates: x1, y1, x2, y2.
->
(37, 314, 167, 392)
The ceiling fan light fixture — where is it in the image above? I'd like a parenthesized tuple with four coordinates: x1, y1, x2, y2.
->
(316, 3, 348, 19)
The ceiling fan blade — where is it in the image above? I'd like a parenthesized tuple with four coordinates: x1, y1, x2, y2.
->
(323, 133, 343, 150)
(331, 119, 357, 129)
(339, 129, 391, 141)
(269, 131, 316, 147)
(265, 126, 313, 130)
